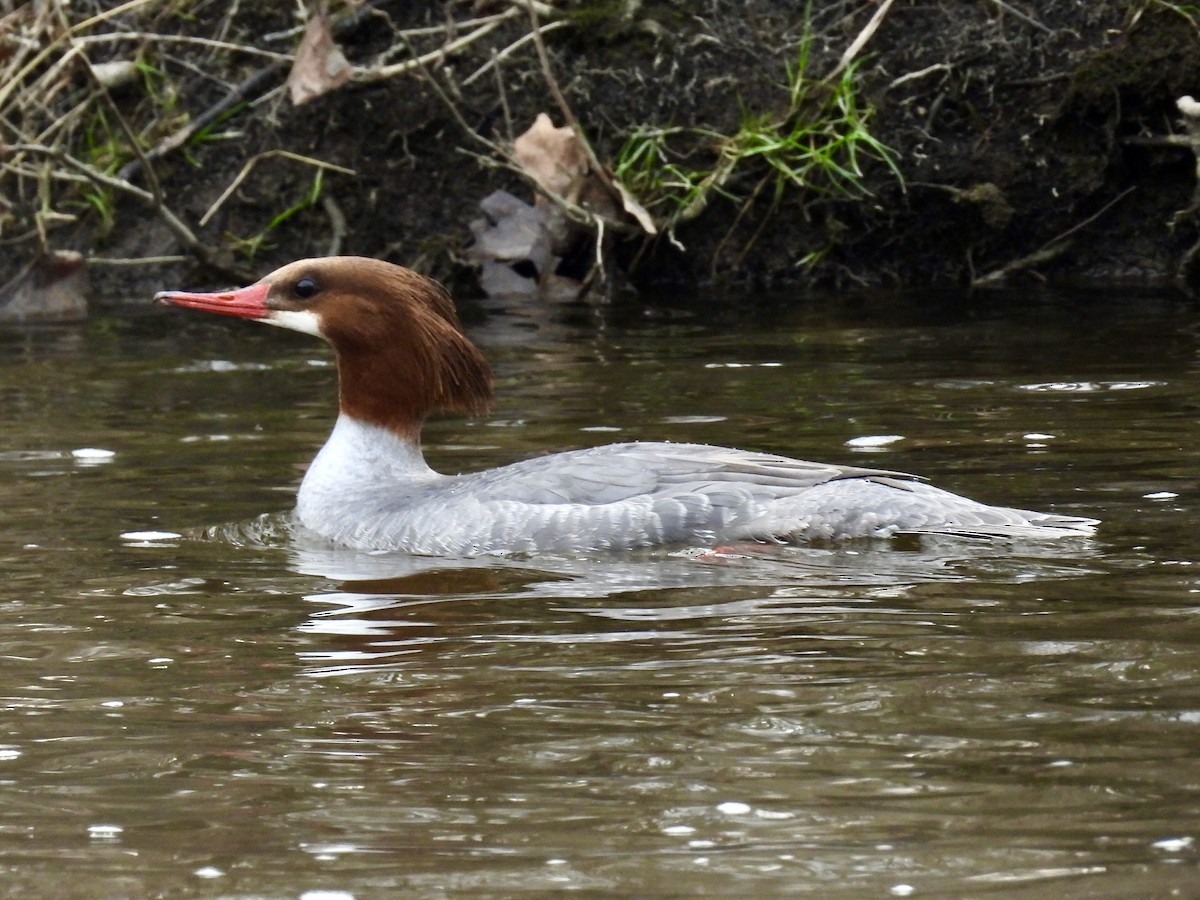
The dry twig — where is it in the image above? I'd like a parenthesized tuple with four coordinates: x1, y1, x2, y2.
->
(824, 0, 897, 83)
(117, 59, 290, 184)
(200, 151, 356, 226)
(8, 141, 250, 279)
(972, 187, 1137, 287)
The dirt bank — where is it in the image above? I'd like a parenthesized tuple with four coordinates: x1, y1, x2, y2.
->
(5, 1, 1200, 305)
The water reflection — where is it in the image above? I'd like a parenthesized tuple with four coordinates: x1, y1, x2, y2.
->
(284, 532, 1105, 683)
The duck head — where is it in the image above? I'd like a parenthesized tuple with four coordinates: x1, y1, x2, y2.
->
(157, 256, 493, 439)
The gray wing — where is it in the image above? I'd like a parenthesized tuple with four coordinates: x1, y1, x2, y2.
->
(405, 442, 922, 552)
(461, 441, 913, 504)
(363, 442, 1094, 554)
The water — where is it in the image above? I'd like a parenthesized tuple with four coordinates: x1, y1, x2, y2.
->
(1, 288, 1198, 896)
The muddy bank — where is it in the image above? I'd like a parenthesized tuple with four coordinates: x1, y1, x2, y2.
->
(5, 1, 1200, 307)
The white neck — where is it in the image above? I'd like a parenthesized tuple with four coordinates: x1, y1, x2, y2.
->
(296, 414, 442, 538)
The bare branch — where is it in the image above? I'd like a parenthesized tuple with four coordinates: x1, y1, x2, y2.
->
(5, 142, 252, 280)
(986, 0, 1053, 35)
(462, 20, 570, 87)
(75, 31, 291, 61)
(358, 16, 511, 84)
(200, 151, 356, 226)
(973, 187, 1137, 287)
(0, 0, 158, 111)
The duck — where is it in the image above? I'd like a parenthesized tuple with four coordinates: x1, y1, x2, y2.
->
(156, 256, 1098, 555)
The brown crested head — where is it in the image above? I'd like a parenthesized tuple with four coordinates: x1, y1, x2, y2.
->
(161, 256, 493, 437)
(271, 257, 493, 434)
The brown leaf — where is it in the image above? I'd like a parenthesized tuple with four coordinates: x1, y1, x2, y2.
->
(287, 13, 353, 106)
(513, 115, 656, 237)
(512, 113, 590, 201)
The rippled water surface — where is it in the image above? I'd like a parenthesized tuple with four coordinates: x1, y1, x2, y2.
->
(2, 288, 1199, 896)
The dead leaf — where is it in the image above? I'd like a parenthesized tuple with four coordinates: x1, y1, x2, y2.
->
(512, 113, 590, 201)
(512, 115, 656, 237)
(287, 12, 353, 106)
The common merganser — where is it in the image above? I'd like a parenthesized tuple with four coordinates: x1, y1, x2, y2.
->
(156, 257, 1098, 554)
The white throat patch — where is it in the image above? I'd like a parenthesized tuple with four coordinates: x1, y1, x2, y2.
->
(265, 308, 323, 338)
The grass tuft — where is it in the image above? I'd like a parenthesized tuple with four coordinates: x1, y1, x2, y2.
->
(614, 22, 903, 257)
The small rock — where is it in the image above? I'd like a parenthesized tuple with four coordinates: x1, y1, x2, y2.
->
(0, 250, 89, 323)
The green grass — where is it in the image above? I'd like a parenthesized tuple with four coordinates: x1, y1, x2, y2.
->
(226, 169, 327, 260)
(77, 107, 129, 231)
(1146, 0, 1200, 29)
(613, 24, 903, 251)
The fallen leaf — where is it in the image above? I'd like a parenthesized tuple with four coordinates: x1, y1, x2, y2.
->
(512, 113, 590, 201)
(287, 12, 353, 106)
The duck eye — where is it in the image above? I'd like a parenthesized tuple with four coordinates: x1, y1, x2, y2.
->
(293, 277, 319, 299)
